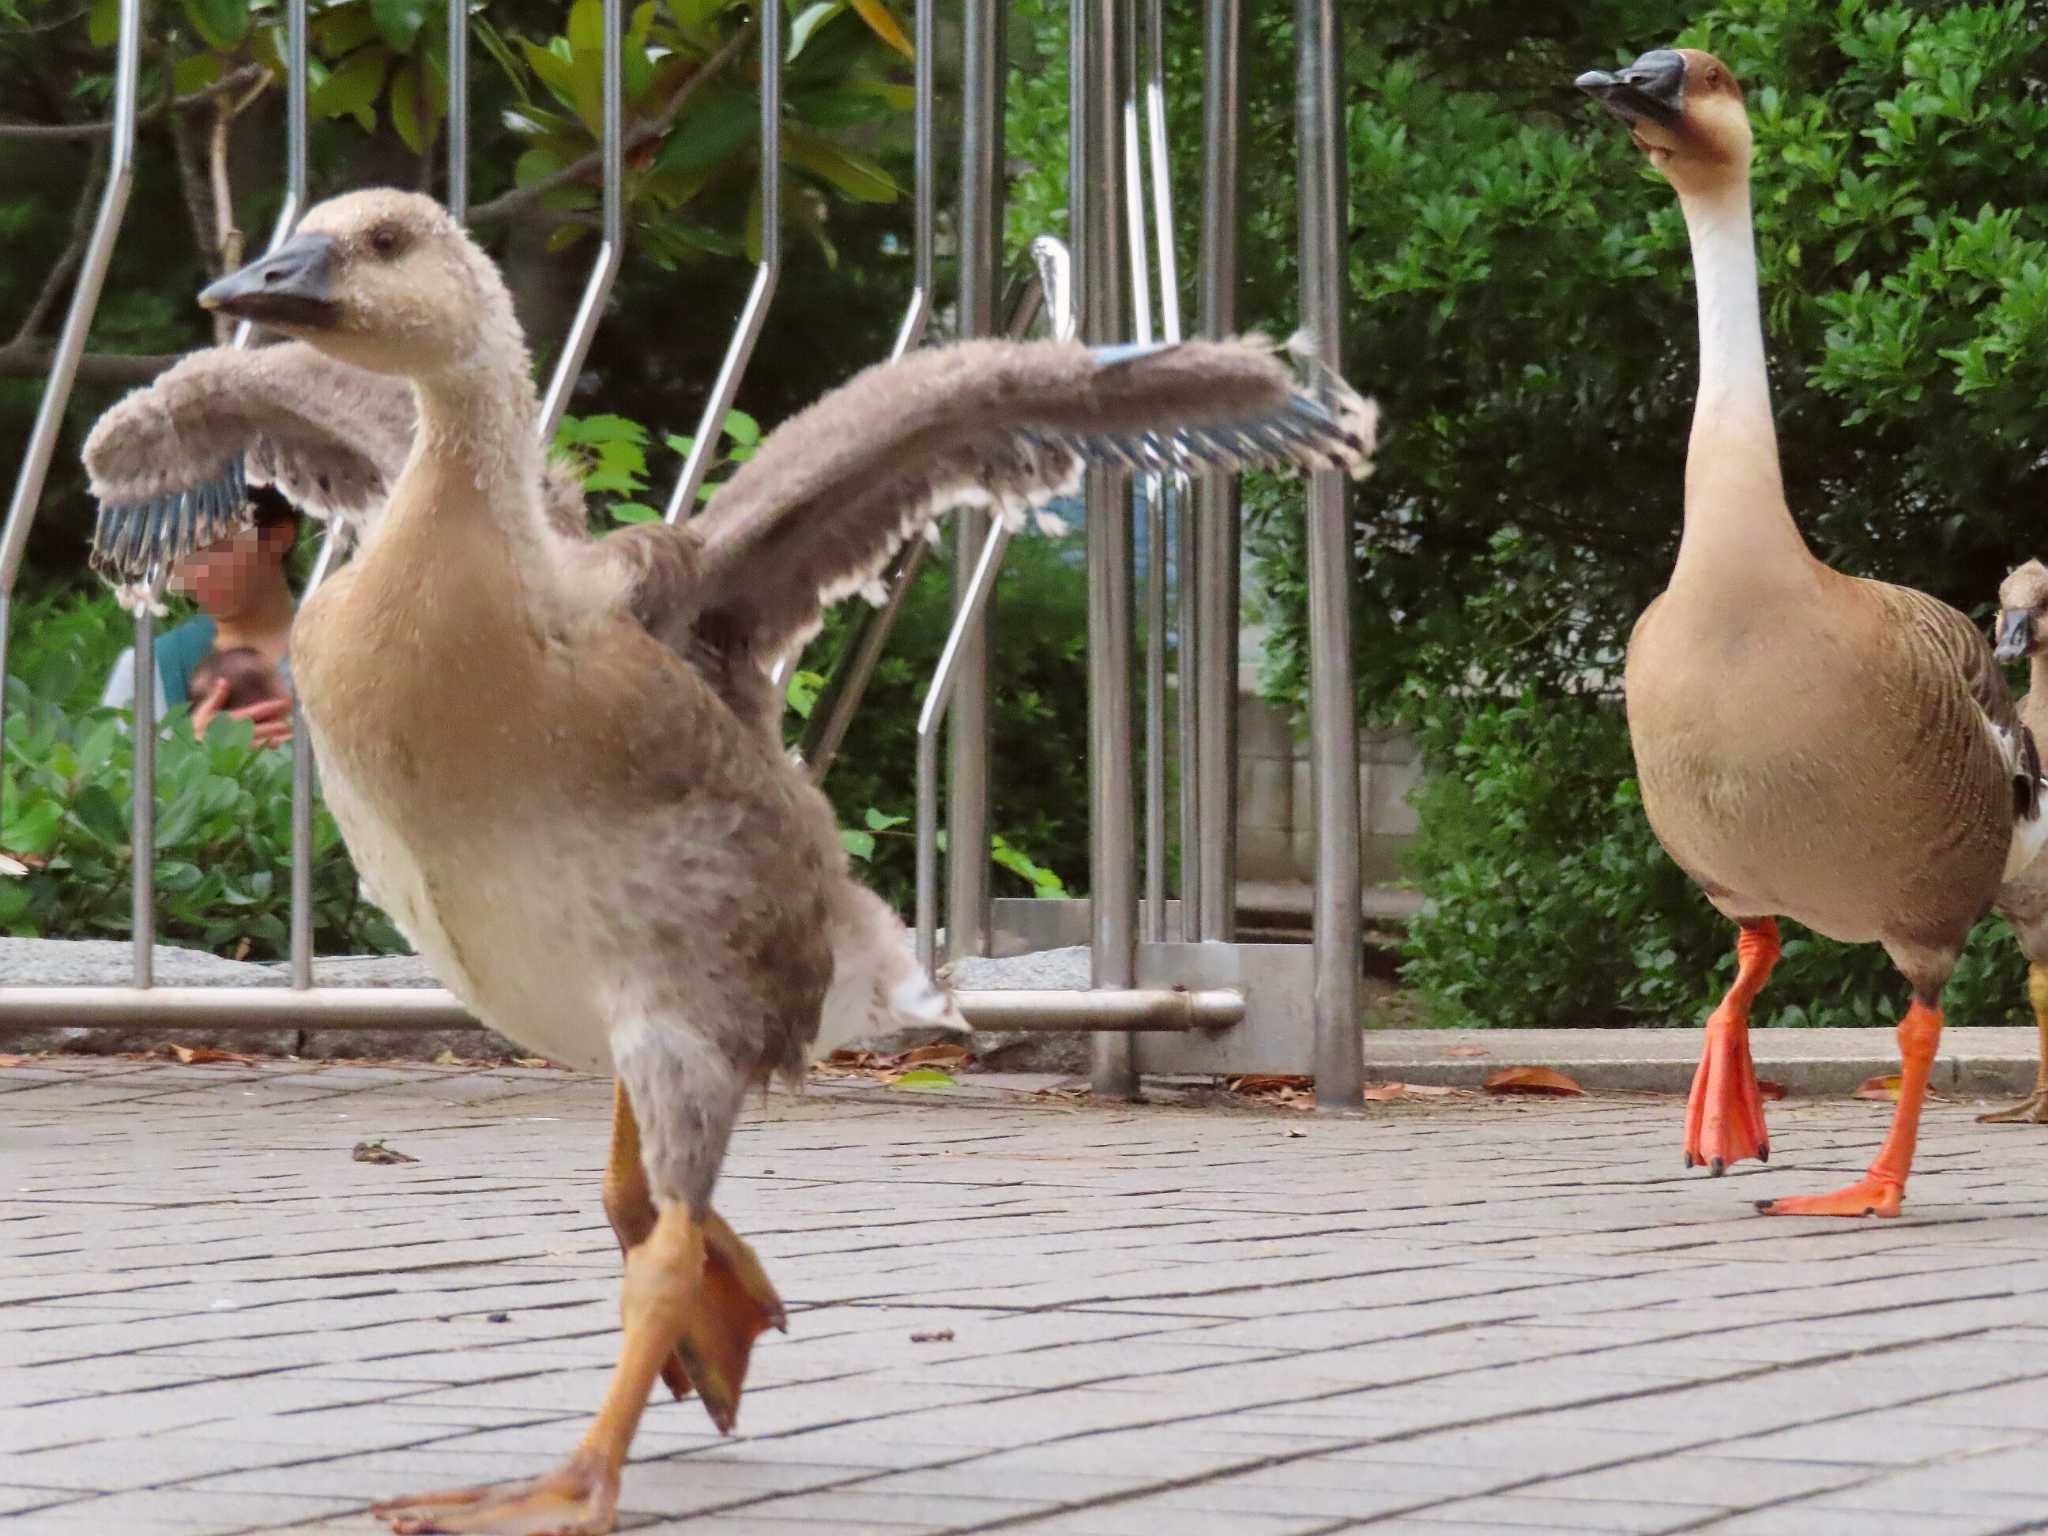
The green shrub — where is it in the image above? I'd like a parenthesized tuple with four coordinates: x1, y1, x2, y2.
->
(2, 598, 402, 958)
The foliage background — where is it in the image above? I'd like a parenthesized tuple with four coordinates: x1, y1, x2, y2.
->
(8, 0, 2048, 1029)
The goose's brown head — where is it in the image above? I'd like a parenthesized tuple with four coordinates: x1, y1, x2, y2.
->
(1995, 560, 2048, 663)
(199, 188, 509, 377)
(1575, 48, 1750, 195)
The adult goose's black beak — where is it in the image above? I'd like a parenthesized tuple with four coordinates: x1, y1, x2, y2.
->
(1575, 48, 1685, 127)
(1996, 609, 2034, 664)
(199, 232, 339, 328)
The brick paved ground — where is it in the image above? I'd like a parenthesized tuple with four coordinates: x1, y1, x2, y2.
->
(9, 1058, 2048, 1535)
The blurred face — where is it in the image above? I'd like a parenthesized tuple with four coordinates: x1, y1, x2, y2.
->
(169, 522, 290, 616)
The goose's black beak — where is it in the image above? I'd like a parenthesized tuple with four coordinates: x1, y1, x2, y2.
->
(1996, 610, 2035, 664)
(1575, 48, 1685, 128)
(199, 233, 339, 328)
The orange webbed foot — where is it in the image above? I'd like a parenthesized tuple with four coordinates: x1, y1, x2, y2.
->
(676, 1214, 787, 1434)
(1754, 1176, 1903, 1219)
(372, 1449, 617, 1535)
(1978, 1089, 2048, 1125)
(1683, 1003, 1770, 1175)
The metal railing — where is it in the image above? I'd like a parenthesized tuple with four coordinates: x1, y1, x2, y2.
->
(0, 0, 1366, 1095)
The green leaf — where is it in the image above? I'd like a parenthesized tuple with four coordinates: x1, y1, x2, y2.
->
(88, 0, 120, 49)
(180, 0, 251, 53)
(608, 501, 662, 524)
(657, 85, 756, 175)
(722, 408, 760, 446)
(172, 53, 224, 97)
(783, 125, 899, 203)
(840, 827, 875, 861)
(786, 0, 844, 62)
(370, 0, 431, 52)
(71, 784, 127, 848)
(388, 59, 437, 156)
(519, 37, 580, 111)
(785, 668, 825, 719)
(891, 1067, 953, 1089)
(864, 807, 907, 831)
(310, 46, 391, 127)
(565, 0, 607, 134)
(3, 800, 61, 856)
(315, 5, 383, 57)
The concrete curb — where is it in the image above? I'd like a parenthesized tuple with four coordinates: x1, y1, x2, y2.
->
(1362, 1026, 2043, 1100)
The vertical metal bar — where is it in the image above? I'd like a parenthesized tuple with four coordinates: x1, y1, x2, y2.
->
(231, 0, 308, 349)
(890, 0, 935, 361)
(1298, 0, 1361, 1109)
(1078, 0, 1136, 1095)
(0, 0, 141, 973)
(287, 531, 342, 988)
(1119, 2, 1167, 946)
(947, 0, 1002, 961)
(916, 523, 1013, 972)
(537, 0, 624, 443)
(446, 0, 469, 220)
(665, 4, 782, 519)
(129, 610, 155, 986)
(1194, 0, 1241, 943)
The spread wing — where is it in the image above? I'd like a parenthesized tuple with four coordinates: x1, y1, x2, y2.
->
(668, 333, 1378, 661)
(83, 341, 589, 590)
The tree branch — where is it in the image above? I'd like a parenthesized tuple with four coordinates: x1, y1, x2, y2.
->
(0, 64, 265, 141)
(464, 21, 757, 228)
(10, 153, 108, 349)
(0, 345, 181, 387)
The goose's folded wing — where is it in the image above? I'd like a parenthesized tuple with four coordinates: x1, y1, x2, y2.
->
(679, 334, 1377, 660)
(83, 342, 592, 584)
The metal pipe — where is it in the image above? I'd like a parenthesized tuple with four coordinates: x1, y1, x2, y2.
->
(537, 0, 624, 443)
(915, 521, 1012, 972)
(888, 0, 934, 361)
(1297, 0, 1362, 1110)
(0, 0, 141, 973)
(129, 608, 155, 986)
(285, 528, 343, 989)
(946, 0, 1004, 961)
(1194, 0, 1242, 943)
(0, 984, 1240, 1032)
(446, 0, 469, 220)
(1076, 0, 1137, 1096)
(1118, 5, 1167, 947)
(665, 3, 782, 520)
(231, 0, 308, 349)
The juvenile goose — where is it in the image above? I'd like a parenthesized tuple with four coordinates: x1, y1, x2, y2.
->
(101, 186, 1375, 1533)
(1981, 559, 2048, 1124)
(1576, 50, 2045, 1218)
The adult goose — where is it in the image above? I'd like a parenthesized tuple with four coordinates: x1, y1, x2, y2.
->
(1576, 51, 2045, 1218)
(85, 186, 1377, 1533)
(1982, 559, 2048, 1124)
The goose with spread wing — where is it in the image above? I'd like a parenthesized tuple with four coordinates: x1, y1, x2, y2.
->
(85, 186, 1375, 1534)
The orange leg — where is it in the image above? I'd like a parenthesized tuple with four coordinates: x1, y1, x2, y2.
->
(598, 1081, 786, 1424)
(1684, 919, 1779, 1175)
(374, 1205, 706, 1535)
(1756, 998, 1942, 1219)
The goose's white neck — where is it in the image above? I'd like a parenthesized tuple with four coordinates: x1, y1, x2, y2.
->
(1672, 183, 1815, 587)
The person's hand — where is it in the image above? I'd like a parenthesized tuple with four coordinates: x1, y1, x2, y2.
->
(190, 679, 294, 749)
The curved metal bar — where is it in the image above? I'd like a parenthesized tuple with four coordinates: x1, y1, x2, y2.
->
(446, 0, 469, 220)
(231, 0, 309, 349)
(536, 0, 624, 442)
(915, 519, 1011, 971)
(910, 237, 1073, 972)
(1296, 0, 1363, 1109)
(664, 5, 783, 521)
(0, 0, 142, 977)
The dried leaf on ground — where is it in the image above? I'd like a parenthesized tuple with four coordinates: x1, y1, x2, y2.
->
(0, 1053, 34, 1067)
(163, 1043, 260, 1066)
(352, 1140, 419, 1165)
(1757, 1080, 1788, 1101)
(816, 1043, 978, 1084)
(1030, 1081, 1092, 1102)
(1483, 1066, 1584, 1097)
(1363, 1081, 1469, 1102)
(1443, 1045, 1491, 1059)
(903, 1043, 975, 1069)
(909, 1328, 955, 1344)
(1226, 1074, 1316, 1112)
(511, 1056, 566, 1070)
(1854, 1074, 1902, 1102)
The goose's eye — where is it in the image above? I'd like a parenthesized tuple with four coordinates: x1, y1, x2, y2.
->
(369, 227, 403, 259)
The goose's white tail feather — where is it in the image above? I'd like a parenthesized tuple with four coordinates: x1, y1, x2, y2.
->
(811, 882, 968, 1061)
